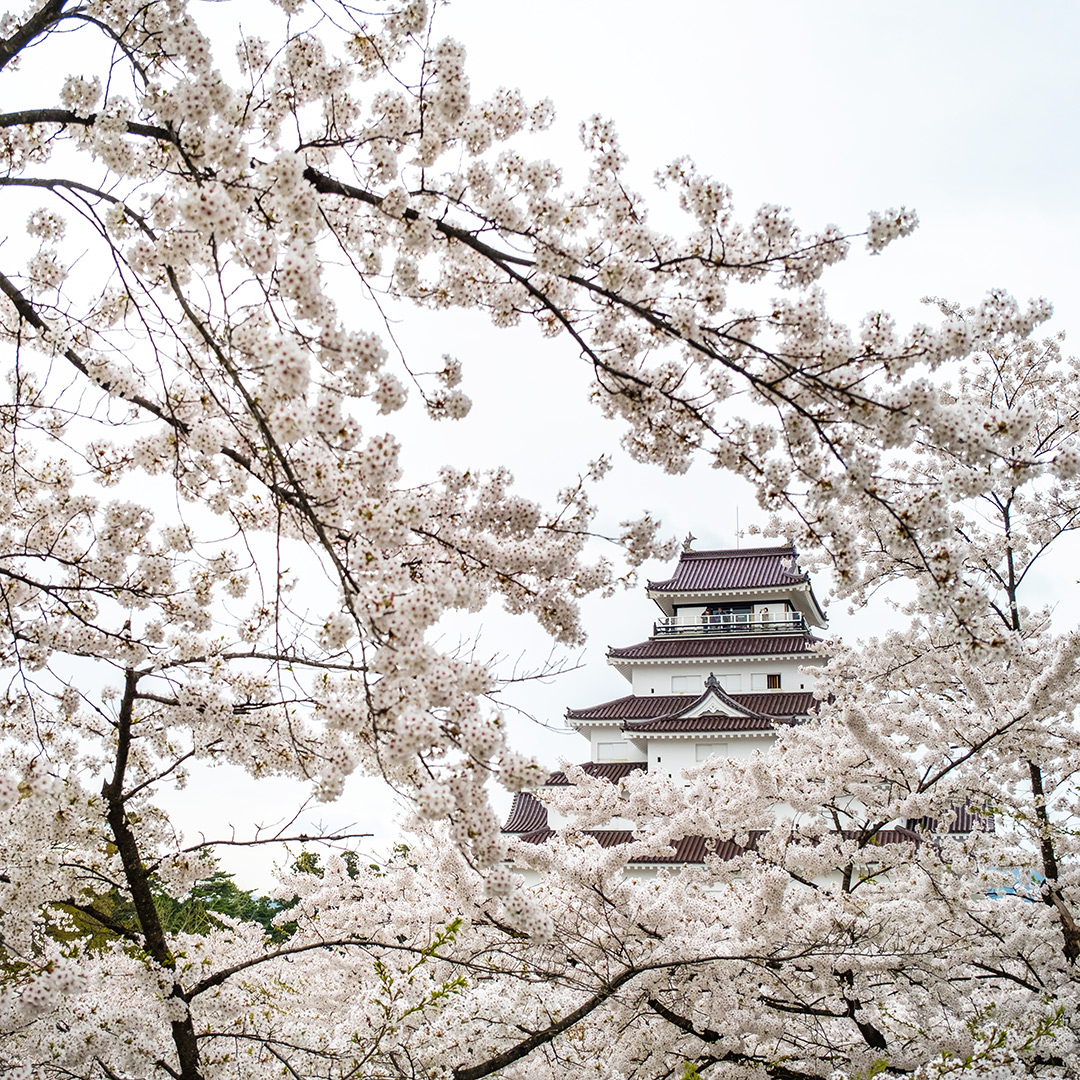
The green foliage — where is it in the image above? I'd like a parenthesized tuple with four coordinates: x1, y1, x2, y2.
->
(160, 871, 288, 940)
(372, 919, 468, 1027)
(291, 850, 324, 877)
(49, 871, 291, 950)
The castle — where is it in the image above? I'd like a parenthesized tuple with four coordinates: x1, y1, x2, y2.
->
(504, 543, 979, 866)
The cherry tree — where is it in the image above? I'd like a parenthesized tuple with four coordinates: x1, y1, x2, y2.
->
(0, 0, 1074, 1077)
(486, 332, 1080, 1080)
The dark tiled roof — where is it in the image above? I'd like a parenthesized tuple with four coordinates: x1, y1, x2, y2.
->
(502, 765, 649, 833)
(510, 827, 926, 864)
(647, 547, 806, 593)
(568, 694, 688, 720)
(625, 714, 777, 733)
(906, 806, 995, 835)
(546, 761, 648, 786)
(568, 692, 816, 722)
(861, 828, 922, 845)
(502, 792, 548, 833)
(608, 635, 819, 661)
(726, 692, 817, 716)
(510, 829, 765, 863)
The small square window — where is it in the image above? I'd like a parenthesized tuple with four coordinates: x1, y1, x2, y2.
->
(596, 742, 628, 762)
(695, 742, 728, 762)
(672, 675, 702, 695)
(767, 673, 782, 690)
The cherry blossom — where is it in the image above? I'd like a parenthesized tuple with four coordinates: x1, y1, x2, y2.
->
(0, 1, 1075, 1078)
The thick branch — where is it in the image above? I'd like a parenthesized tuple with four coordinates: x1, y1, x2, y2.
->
(1029, 760, 1080, 964)
(55, 900, 142, 945)
(452, 966, 642, 1080)
(648, 996, 821, 1080)
(101, 669, 204, 1080)
(647, 995, 721, 1042)
(0, 0, 70, 74)
(839, 968, 887, 1050)
(0, 107, 179, 145)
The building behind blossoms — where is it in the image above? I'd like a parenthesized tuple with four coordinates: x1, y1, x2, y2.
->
(503, 543, 984, 870)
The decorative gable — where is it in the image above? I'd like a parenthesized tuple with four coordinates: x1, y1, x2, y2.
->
(674, 674, 770, 720)
(566, 690, 816, 726)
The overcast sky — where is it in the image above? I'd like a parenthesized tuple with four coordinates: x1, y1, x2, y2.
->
(169, 1, 1080, 886)
(407, 0, 1080, 730)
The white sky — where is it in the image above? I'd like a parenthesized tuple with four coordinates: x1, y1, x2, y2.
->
(169, 0, 1080, 886)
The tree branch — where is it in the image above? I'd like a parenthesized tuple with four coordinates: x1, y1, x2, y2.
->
(0, 108, 179, 146)
(452, 966, 643, 1080)
(0, 0, 70, 74)
(101, 669, 204, 1080)
(648, 996, 824, 1080)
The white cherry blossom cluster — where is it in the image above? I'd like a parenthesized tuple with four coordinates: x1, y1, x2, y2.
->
(59, 74, 101, 118)
(1, 1, 1076, 1076)
(865, 205, 919, 252)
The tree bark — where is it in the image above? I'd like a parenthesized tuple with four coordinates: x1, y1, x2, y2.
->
(102, 670, 204, 1080)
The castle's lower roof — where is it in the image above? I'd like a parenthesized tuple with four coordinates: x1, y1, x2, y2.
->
(546, 762, 648, 786)
(626, 714, 778, 733)
(504, 785, 985, 845)
(502, 791, 549, 833)
(507, 827, 926, 862)
(568, 691, 816, 722)
(503, 767, 651, 832)
(509, 829, 764, 863)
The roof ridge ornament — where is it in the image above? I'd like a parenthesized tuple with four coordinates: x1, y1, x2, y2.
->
(682, 532, 696, 553)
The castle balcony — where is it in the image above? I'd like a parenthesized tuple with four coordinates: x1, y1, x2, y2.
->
(652, 613, 808, 637)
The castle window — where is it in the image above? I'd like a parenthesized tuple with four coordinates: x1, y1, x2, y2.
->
(695, 742, 728, 761)
(596, 742, 629, 762)
(671, 675, 702, 695)
(721, 604, 752, 625)
(751, 672, 782, 690)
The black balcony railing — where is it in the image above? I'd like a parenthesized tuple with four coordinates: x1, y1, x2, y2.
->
(652, 614, 807, 637)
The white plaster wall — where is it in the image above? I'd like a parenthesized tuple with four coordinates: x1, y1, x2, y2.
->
(563, 723, 642, 764)
(647, 734, 776, 778)
(630, 658, 820, 696)
(727, 735, 779, 760)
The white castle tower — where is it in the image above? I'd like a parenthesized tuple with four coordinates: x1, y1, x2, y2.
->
(503, 544, 826, 840)
(504, 543, 979, 863)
